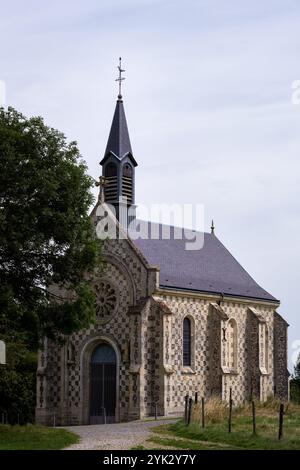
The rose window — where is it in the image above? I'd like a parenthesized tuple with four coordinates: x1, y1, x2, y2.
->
(94, 281, 117, 322)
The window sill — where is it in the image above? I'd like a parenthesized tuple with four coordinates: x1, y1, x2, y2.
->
(129, 365, 140, 374)
(181, 366, 196, 375)
(164, 365, 174, 375)
(222, 366, 238, 375)
(259, 367, 269, 376)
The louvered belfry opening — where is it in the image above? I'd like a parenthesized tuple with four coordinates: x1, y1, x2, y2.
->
(104, 163, 118, 202)
(122, 163, 133, 204)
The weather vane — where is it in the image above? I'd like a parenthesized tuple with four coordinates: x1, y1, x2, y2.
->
(116, 57, 125, 99)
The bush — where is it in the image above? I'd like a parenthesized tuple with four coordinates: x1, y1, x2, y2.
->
(0, 339, 36, 424)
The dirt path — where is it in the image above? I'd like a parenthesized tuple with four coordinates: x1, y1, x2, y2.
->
(63, 419, 178, 450)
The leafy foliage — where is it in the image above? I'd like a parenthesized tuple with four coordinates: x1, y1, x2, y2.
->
(290, 353, 300, 404)
(0, 339, 36, 423)
(0, 106, 102, 420)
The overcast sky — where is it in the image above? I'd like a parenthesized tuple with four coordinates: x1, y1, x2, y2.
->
(1, 0, 300, 368)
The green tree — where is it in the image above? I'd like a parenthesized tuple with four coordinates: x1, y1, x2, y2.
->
(0, 107, 101, 420)
(290, 353, 300, 404)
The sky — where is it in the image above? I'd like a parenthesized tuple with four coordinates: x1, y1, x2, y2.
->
(1, 0, 300, 369)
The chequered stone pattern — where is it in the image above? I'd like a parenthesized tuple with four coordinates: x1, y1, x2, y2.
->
(220, 302, 274, 404)
(36, 235, 151, 425)
(68, 262, 132, 420)
(46, 341, 62, 409)
(103, 238, 148, 300)
(274, 312, 289, 399)
(141, 299, 163, 415)
(156, 295, 211, 413)
(36, 232, 288, 425)
(155, 294, 284, 413)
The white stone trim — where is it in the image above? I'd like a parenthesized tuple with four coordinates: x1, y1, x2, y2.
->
(79, 333, 121, 424)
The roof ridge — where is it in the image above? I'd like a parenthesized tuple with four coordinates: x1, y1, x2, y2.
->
(134, 219, 212, 235)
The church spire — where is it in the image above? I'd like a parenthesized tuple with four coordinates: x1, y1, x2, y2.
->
(99, 58, 137, 225)
(102, 98, 135, 163)
(100, 57, 137, 166)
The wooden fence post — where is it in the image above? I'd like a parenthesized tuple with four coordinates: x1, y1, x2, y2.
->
(228, 388, 233, 433)
(195, 392, 198, 404)
(154, 402, 158, 421)
(187, 397, 192, 426)
(252, 401, 256, 435)
(201, 397, 205, 428)
(184, 395, 189, 424)
(278, 403, 284, 440)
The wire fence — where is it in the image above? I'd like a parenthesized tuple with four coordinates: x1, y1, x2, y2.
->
(183, 389, 286, 440)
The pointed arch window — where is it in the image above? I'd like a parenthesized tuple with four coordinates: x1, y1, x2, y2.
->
(183, 317, 191, 366)
(105, 163, 118, 177)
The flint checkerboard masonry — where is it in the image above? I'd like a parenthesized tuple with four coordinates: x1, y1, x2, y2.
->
(35, 86, 289, 426)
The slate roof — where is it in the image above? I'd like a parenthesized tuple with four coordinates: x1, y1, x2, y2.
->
(100, 99, 137, 166)
(131, 221, 278, 303)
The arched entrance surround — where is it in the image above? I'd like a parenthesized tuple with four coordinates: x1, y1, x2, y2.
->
(80, 335, 121, 424)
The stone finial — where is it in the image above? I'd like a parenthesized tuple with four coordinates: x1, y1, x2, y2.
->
(95, 176, 107, 203)
(211, 219, 215, 235)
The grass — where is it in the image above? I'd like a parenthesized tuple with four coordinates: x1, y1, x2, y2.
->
(149, 435, 240, 450)
(141, 416, 179, 422)
(144, 398, 300, 450)
(0, 424, 79, 450)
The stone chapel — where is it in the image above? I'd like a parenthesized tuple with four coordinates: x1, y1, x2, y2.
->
(36, 75, 289, 426)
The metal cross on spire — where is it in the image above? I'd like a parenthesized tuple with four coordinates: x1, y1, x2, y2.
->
(116, 57, 125, 99)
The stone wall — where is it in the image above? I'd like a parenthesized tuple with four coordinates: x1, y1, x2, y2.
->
(36, 232, 288, 425)
(274, 312, 289, 400)
(152, 293, 282, 414)
(36, 235, 156, 425)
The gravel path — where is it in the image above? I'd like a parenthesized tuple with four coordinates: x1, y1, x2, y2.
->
(63, 418, 178, 450)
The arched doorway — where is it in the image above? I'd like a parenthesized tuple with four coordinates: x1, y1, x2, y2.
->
(90, 343, 117, 424)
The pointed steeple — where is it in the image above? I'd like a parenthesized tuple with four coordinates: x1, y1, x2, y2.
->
(99, 58, 137, 225)
(100, 57, 137, 167)
(100, 98, 137, 166)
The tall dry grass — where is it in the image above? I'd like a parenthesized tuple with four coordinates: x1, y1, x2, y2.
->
(191, 396, 228, 424)
(190, 395, 298, 424)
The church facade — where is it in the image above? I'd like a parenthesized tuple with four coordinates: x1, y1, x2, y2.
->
(35, 89, 289, 426)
